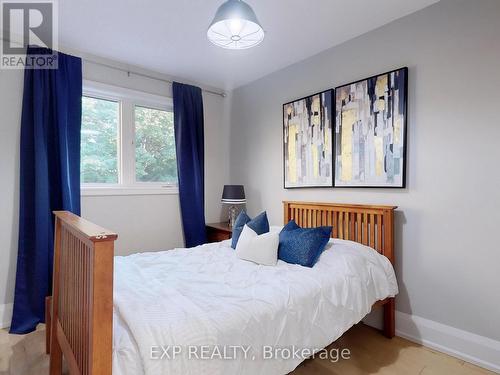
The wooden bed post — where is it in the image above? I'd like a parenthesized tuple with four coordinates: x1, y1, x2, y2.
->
(49, 211, 117, 375)
(383, 208, 396, 338)
(283, 202, 291, 224)
(90, 240, 114, 374)
(49, 217, 63, 374)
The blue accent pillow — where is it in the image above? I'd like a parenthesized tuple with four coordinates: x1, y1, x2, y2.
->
(231, 211, 270, 249)
(278, 220, 332, 267)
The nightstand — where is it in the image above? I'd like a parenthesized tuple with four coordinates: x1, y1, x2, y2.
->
(206, 222, 232, 243)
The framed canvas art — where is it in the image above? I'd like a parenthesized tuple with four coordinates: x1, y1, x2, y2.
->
(283, 89, 333, 188)
(334, 67, 408, 188)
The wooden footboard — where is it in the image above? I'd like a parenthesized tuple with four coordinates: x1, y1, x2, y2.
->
(49, 211, 117, 375)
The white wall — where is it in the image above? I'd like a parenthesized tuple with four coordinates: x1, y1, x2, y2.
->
(229, 0, 500, 344)
(0, 51, 231, 321)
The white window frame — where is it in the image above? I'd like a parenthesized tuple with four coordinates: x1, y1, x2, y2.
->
(81, 80, 178, 196)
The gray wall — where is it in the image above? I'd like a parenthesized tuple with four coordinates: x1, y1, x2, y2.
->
(0, 54, 230, 317)
(229, 0, 500, 341)
(0, 64, 23, 320)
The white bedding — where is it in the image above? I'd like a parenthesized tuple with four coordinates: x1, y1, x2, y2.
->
(112, 238, 398, 375)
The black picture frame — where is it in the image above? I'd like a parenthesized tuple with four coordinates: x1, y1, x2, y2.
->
(283, 89, 334, 189)
(333, 67, 408, 188)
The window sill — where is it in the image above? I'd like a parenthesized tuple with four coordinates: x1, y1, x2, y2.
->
(81, 186, 179, 197)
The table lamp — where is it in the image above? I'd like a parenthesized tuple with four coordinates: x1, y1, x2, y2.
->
(221, 185, 246, 227)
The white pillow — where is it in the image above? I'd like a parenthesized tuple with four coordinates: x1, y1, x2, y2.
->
(269, 225, 284, 233)
(235, 225, 279, 266)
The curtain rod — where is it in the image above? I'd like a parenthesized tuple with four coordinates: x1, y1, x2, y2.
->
(83, 58, 227, 98)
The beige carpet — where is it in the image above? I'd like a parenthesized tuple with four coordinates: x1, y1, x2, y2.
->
(0, 325, 64, 375)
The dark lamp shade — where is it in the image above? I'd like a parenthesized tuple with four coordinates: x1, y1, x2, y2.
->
(221, 185, 246, 204)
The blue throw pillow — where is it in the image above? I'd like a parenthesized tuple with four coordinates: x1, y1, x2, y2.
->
(278, 220, 332, 268)
(231, 211, 270, 249)
(281, 219, 300, 232)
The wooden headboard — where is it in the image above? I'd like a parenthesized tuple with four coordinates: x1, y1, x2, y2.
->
(283, 201, 397, 265)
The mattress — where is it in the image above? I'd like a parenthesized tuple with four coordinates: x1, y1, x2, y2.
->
(111, 238, 398, 375)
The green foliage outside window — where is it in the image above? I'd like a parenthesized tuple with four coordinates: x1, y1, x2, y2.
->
(81, 96, 118, 183)
(135, 106, 177, 183)
(81, 96, 177, 185)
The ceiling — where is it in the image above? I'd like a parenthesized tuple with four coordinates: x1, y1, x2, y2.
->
(58, 0, 439, 91)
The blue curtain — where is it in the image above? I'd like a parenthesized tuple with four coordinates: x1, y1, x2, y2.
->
(10, 47, 82, 334)
(172, 82, 207, 247)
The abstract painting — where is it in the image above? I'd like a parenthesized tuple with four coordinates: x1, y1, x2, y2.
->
(283, 90, 333, 188)
(334, 67, 407, 187)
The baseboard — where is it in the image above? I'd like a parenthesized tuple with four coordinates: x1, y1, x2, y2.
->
(394, 311, 500, 374)
(0, 303, 13, 329)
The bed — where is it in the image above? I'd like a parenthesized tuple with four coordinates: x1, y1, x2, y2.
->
(46, 201, 398, 375)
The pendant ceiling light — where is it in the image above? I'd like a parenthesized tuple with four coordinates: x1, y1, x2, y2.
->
(207, 0, 264, 50)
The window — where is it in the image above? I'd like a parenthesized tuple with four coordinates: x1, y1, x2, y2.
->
(134, 106, 177, 184)
(81, 96, 119, 184)
(81, 81, 177, 196)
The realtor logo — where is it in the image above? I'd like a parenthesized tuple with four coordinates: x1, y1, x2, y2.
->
(1, 0, 58, 69)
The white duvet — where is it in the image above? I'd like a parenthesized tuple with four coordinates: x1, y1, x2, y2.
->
(112, 238, 398, 375)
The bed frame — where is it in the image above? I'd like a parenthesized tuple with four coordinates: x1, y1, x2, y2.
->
(47, 202, 397, 374)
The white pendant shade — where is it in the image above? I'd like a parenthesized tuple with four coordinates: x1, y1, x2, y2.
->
(207, 0, 264, 50)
